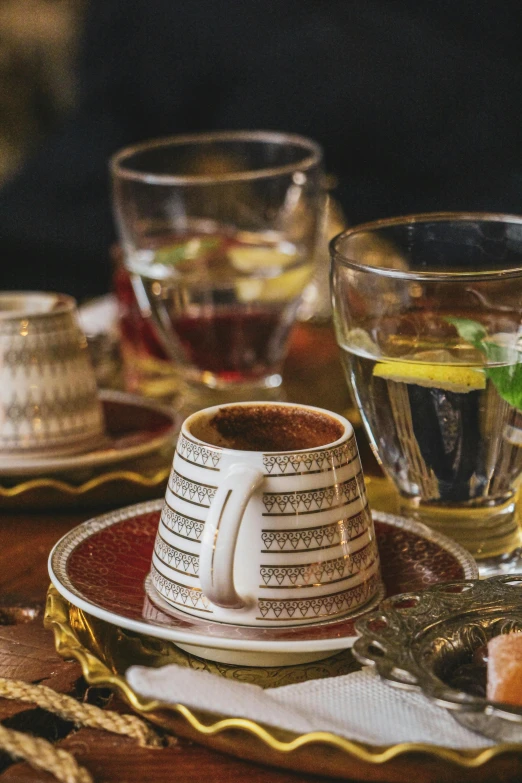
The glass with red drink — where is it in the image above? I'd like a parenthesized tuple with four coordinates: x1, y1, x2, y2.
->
(111, 131, 324, 408)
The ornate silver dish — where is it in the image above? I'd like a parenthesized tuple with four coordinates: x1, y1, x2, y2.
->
(353, 575, 522, 742)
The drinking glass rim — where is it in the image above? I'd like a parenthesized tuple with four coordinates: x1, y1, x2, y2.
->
(330, 211, 522, 281)
(111, 130, 323, 185)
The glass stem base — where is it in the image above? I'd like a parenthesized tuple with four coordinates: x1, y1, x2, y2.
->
(398, 494, 522, 577)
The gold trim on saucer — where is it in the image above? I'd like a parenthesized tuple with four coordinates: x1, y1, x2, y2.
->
(44, 586, 522, 780)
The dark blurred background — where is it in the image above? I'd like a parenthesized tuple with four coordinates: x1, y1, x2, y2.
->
(0, 0, 521, 300)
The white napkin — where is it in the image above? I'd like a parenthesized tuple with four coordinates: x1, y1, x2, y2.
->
(126, 664, 493, 749)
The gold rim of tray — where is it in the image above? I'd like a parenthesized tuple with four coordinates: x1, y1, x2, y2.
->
(0, 467, 170, 497)
(44, 586, 522, 775)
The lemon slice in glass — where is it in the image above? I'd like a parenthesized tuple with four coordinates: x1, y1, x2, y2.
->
(235, 264, 314, 303)
(228, 246, 297, 273)
(373, 359, 486, 393)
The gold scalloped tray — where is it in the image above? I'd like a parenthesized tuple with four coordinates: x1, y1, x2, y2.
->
(44, 586, 522, 781)
(0, 463, 171, 510)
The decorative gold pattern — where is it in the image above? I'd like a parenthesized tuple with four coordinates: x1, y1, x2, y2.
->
(260, 540, 377, 588)
(176, 434, 222, 471)
(263, 438, 358, 478)
(263, 438, 358, 476)
(261, 507, 370, 552)
(4, 390, 101, 447)
(168, 468, 217, 507)
(258, 570, 380, 620)
(262, 472, 363, 515)
(0, 310, 75, 335)
(150, 563, 212, 613)
(154, 534, 199, 576)
(3, 335, 84, 367)
(161, 503, 204, 542)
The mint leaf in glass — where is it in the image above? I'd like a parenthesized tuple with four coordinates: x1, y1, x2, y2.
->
(487, 363, 522, 410)
(155, 237, 222, 266)
(445, 317, 487, 349)
(446, 316, 522, 409)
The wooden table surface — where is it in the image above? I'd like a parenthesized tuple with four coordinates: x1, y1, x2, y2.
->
(0, 324, 518, 782)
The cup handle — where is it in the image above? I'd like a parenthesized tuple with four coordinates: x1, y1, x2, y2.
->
(199, 464, 264, 609)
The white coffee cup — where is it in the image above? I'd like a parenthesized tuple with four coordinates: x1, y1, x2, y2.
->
(150, 401, 381, 626)
(0, 292, 105, 458)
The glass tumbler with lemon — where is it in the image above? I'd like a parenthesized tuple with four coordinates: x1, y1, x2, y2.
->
(331, 213, 522, 575)
(111, 131, 324, 409)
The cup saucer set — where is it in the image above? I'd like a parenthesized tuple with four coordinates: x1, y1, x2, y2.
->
(0, 292, 178, 508)
(49, 398, 477, 667)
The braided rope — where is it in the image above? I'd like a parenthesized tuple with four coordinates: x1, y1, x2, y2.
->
(0, 724, 92, 783)
(0, 677, 162, 747)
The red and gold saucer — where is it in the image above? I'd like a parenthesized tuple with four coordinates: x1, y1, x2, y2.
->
(49, 500, 478, 666)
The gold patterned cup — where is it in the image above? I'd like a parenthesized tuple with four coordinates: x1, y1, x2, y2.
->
(0, 292, 105, 458)
(150, 401, 381, 626)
